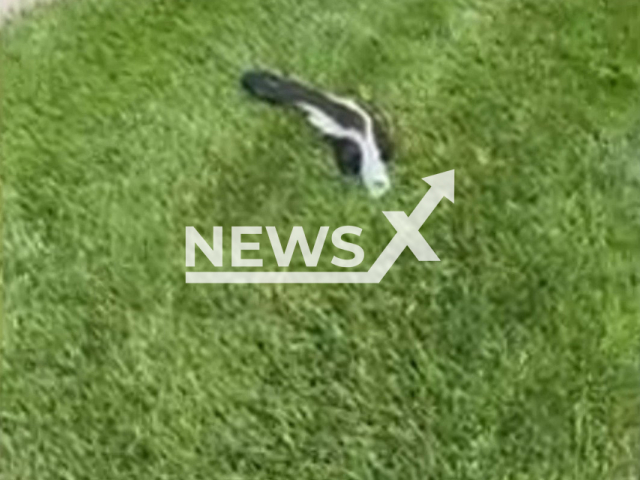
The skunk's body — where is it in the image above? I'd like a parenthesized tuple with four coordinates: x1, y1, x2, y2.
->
(241, 70, 393, 197)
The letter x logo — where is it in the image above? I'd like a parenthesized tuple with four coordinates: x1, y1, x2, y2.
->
(369, 170, 455, 275)
(383, 211, 439, 261)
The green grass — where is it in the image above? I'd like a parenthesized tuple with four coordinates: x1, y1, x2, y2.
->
(1, 0, 639, 478)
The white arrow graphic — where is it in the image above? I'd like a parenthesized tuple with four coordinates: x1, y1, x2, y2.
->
(186, 170, 455, 284)
(367, 169, 455, 282)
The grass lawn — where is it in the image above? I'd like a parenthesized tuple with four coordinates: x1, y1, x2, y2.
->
(1, 0, 639, 478)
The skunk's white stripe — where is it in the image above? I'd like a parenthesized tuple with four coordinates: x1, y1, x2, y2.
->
(296, 95, 390, 198)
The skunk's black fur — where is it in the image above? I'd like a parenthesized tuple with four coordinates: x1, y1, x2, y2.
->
(241, 70, 393, 196)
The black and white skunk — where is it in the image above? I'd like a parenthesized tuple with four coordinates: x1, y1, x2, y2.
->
(241, 70, 393, 198)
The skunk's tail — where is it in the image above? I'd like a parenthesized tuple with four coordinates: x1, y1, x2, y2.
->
(241, 70, 322, 106)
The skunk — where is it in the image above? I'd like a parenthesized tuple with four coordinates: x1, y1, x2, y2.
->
(241, 70, 393, 197)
